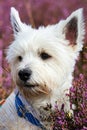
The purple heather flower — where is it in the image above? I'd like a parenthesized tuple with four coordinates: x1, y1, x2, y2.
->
(52, 74, 87, 130)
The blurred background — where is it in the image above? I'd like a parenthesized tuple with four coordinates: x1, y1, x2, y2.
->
(0, 0, 87, 104)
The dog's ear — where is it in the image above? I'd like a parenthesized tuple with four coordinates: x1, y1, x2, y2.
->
(10, 7, 27, 35)
(63, 9, 85, 50)
(62, 8, 85, 52)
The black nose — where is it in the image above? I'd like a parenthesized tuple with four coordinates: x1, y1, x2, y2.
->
(18, 69, 32, 82)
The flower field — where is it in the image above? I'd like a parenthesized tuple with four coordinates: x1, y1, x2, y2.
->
(0, 0, 87, 129)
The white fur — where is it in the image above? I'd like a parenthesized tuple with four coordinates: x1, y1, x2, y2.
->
(0, 7, 85, 130)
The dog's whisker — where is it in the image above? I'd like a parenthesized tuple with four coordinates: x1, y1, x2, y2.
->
(35, 86, 49, 95)
(31, 87, 39, 94)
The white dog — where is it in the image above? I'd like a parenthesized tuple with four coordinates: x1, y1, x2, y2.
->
(0, 7, 85, 130)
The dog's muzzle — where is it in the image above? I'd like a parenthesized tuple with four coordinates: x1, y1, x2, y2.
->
(18, 69, 38, 88)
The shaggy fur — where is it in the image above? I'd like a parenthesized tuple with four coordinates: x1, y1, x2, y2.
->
(0, 7, 85, 130)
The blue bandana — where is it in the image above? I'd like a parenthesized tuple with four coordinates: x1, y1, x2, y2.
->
(15, 92, 47, 130)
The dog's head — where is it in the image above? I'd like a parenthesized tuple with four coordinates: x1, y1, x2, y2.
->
(7, 8, 85, 99)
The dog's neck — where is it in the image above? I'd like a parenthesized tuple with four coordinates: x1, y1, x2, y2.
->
(15, 89, 52, 129)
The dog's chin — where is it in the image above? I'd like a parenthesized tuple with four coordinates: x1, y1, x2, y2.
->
(16, 80, 50, 97)
(24, 83, 38, 88)
(16, 80, 38, 89)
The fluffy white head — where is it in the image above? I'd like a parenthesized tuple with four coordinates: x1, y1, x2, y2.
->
(7, 7, 85, 108)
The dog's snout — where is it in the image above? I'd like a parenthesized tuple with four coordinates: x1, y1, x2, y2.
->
(18, 69, 32, 82)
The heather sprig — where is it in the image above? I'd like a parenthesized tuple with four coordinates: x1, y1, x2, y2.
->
(51, 74, 87, 130)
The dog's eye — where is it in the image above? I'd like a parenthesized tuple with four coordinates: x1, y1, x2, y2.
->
(18, 56, 22, 61)
(40, 52, 51, 60)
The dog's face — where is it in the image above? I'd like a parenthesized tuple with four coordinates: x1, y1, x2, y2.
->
(7, 8, 85, 99)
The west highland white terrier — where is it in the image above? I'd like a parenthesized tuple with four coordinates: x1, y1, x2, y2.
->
(0, 7, 85, 130)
